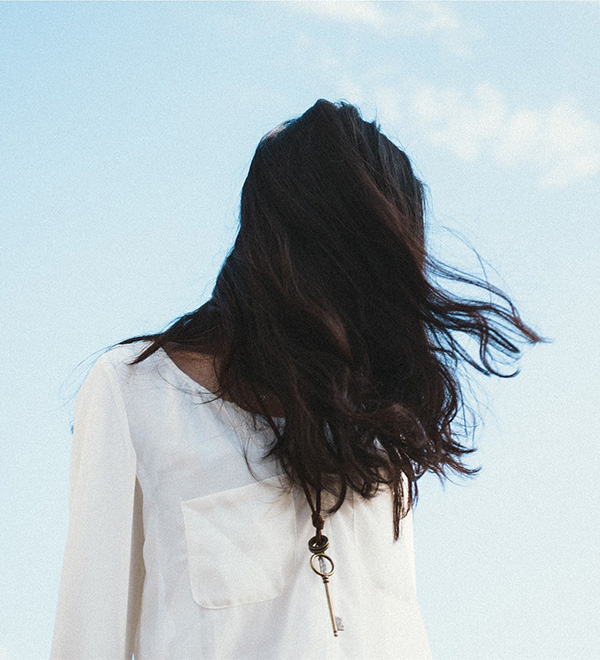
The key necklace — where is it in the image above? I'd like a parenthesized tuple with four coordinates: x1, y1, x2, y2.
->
(301, 484, 343, 636)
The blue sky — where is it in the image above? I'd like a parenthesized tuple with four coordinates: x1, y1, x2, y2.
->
(1, 2, 599, 659)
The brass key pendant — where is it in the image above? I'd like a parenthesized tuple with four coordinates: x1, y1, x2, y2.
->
(308, 535, 343, 636)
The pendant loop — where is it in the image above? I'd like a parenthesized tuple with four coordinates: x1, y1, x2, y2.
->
(308, 534, 329, 553)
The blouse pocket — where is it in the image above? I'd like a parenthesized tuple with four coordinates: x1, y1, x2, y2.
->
(180, 475, 297, 609)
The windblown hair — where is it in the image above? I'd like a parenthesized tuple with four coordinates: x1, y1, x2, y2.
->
(121, 99, 543, 539)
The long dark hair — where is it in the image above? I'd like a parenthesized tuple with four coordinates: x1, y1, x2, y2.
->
(121, 99, 544, 539)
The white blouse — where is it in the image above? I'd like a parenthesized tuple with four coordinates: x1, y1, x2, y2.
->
(51, 341, 432, 660)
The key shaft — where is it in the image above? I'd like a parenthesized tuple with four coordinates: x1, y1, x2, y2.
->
(321, 575, 338, 636)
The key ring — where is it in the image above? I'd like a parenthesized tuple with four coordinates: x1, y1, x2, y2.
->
(310, 552, 335, 578)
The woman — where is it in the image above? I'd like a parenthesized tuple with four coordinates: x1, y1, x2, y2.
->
(51, 99, 542, 659)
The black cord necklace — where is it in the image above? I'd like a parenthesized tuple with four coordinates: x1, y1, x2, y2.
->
(301, 484, 343, 636)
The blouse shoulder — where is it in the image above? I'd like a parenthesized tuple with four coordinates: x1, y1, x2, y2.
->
(94, 341, 157, 381)
(100, 340, 151, 369)
(73, 341, 158, 411)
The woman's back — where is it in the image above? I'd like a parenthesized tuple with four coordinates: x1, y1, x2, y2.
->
(51, 341, 432, 659)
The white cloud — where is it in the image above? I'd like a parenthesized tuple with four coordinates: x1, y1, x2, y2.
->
(293, 0, 387, 31)
(414, 84, 506, 161)
(399, 2, 483, 57)
(412, 83, 600, 188)
(287, 1, 483, 57)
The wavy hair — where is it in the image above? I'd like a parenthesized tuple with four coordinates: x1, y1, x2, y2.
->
(121, 99, 544, 539)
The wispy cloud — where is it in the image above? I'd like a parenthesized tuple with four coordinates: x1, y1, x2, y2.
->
(413, 83, 600, 188)
(413, 84, 506, 161)
(293, 0, 387, 30)
(287, 1, 483, 57)
(398, 2, 483, 57)
(282, 4, 598, 188)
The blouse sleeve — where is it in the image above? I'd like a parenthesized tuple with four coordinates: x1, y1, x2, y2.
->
(51, 355, 145, 660)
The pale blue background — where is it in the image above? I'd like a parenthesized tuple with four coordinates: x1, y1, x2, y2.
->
(1, 2, 599, 659)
